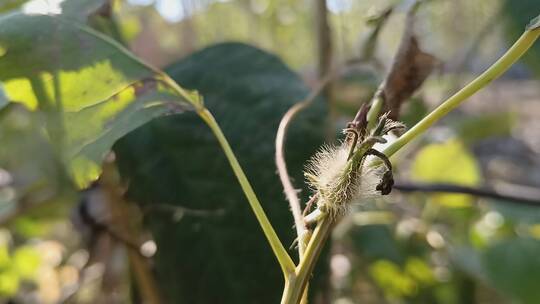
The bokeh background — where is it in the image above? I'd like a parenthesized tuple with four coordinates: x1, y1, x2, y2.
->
(1, 0, 540, 303)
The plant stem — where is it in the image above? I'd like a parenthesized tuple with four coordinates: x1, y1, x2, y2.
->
(383, 27, 540, 158)
(393, 181, 540, 206)
(69, 16, 300, 281)
(198, 108, 296, 277)
(282, 22, 540, 303)
(276, 72, 335, 259)
(281, 214, 333, 304)
(366, 93, 383, 129)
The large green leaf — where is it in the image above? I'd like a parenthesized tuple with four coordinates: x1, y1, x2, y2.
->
(411, 139, 481, 207)
(452, 239, 540, 304)
(0, 13, 196, 188)
(482, 238, 540, 304)
(114, 43, 328, 303)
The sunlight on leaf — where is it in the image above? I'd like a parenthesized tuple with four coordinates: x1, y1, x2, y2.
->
(0, 269, 19, 296)
(12, 246, 41, 280)
(412, 139, 481, 207)
(404, 257, 434, 286)
(369, 260, 416, 298)
(0, 13, 197, 188)
(0, 245, 10, 269)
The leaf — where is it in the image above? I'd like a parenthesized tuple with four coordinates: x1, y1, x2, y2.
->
(404, 257, 434, 286)
(114, 43, 328, 303)
(454, 112, 517, 143)
(379, 1, 437, 120)
(11, 246, 40, 280)
(349, 224, 404, 263)
(0, 104, 74, 223)
(400, 97, 428, 127)
(0, 269, 19, 296)
(450, 246, 487, 281)
(369, 260, 416, 297)
(61, 0, 128, 44)
(60, 0, 109, 22)
(489, 201, 540, 224)
(411, 140, 481, 207)
(0, 13, 195, 188)
(482, 238, 540, 304)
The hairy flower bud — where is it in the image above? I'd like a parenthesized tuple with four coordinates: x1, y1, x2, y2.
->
(305, 142, 389, 218)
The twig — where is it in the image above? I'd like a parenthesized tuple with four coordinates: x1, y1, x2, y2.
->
(382, 26, 540, 157)
(78, 200, 148, 258)
(302, 194, 320, 218)
(143, 203, 225, 218)
(275, 73, 335, 258)
(100, 159, 163, 304)
(363, 0, 436, 124)
(393, 181, 540, 206)
(316, 0, 333, 98)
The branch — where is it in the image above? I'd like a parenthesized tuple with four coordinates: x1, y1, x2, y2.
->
(365, 0, 436, 125)
(199, 109, 296, 276)
(383, 25, 540, 158)
(100, 159, 163, 304)
(77, 199, 149, 257)
(316, 0, 333, 97)
(393, 181, 540, 206)
(275, 73, 334, 259)
(143, 203, 225, 219)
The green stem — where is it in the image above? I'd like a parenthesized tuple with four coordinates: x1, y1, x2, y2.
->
(198, 108, 296, 277)
(64, 16, 298, 279)
(282, 23, 540, 303)
(366, 93, 383, 130)
(383, 27, 540, 158)
(281, 215, 333, 304)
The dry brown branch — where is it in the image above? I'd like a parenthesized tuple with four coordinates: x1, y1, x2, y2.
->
(394, 181, 540, 206)
(100, 157, 163, 304)
(275, 73, 335, 258)
(316, 0, 333, 99)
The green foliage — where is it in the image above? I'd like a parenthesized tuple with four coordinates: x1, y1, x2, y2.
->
(368, 257, 435, 299)
(454, 112, 516, 143)
(0, 0, 27, 13)
(350, 224, 403, 263)
(60, 0, 108, 21)
(0, 231, 41, 297)
(11, 246, 40, 280)
(0, 269, 19, 297)
(400, 97, 429, 128)
(114, 42, 327, 303)
(369, 260, 416, 298)
(0, 13, 194, 188)
(482, 238, 540, 304)
(0, 104, 73, 221)
(411, 139, 481, 207)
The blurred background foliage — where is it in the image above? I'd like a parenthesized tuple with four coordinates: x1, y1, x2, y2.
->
(0, 0, 539, 303)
